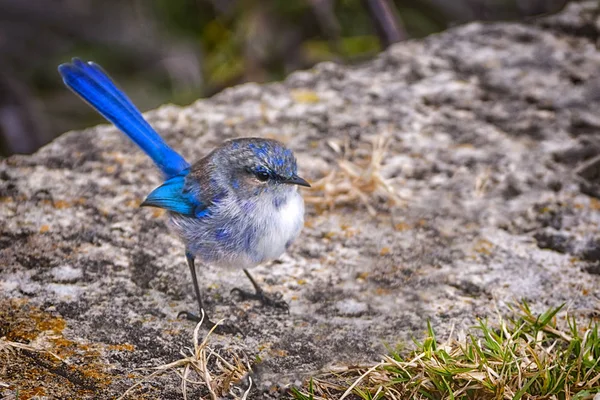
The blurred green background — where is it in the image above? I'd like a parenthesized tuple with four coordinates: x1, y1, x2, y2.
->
(0, 0, 568, 156)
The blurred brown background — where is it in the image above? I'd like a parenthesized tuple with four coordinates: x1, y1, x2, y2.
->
(0, 0, 568, 156)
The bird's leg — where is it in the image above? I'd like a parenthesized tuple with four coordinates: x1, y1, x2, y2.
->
(231, 269, 289, 311)
(177, 251, 241, 335)
(177, 251, 206, 321)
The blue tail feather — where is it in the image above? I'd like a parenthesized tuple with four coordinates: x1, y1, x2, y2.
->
(70, 59, 158, 140)
(58, 59, 190, 178)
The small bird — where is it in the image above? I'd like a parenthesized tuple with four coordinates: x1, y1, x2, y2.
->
(58, 59, 310, 329)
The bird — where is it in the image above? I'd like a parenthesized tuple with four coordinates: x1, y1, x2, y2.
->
(58, 59, 310, 331)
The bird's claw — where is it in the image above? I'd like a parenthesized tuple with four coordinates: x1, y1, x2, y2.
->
(230, 288, 289, 312)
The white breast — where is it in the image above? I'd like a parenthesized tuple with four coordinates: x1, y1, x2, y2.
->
(254, 191, 304, 263)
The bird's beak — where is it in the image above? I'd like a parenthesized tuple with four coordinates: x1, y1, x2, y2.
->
(285, 175, 311, 187)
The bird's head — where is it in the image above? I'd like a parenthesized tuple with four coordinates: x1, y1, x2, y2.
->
(211, 138, 310, 199)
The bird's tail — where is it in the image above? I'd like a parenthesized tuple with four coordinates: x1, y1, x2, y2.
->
(58, 58, 190, 178)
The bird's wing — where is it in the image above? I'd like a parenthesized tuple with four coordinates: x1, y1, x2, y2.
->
(141, 174, 208, 218)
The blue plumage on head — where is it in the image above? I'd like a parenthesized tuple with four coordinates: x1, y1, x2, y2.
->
(245, 139, 298, 179)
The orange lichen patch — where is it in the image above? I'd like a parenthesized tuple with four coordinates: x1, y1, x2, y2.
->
(35, 316, 66, 333)
(151, 208, 166, 218)
(108, 343, 135, 352)
(473, 239, 494, 256)
(49, 337, 79, 359)
(257, 343, 271, 353)
(340, 223, 359, 237)
(80, 366, 113, 385)
(82, 347, 102, 359)
(356, 272, 369, 280)
(380, 247, 391, 256)
(39, 225, 50, 233)
(54, 200, 72, 209)
(104, 152, 127, 165)
(0, 300, 115, 399)
(17, 386, 47, 399)
(311, 203, 329, 215)
(589, 198, 600, 210)
(126, 198, 142, 208)
(37, 198, 81, 210)
(50, 337, 74, 348)
(375, 288, 391, 296)
(0, 196, 13, 203)
(162, 328, 181, 336)
(323, 231, 336, 239)
(394, 222, 411, 231)
(270, 349, 289, 357)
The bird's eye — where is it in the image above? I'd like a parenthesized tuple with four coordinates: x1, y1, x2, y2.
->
(255, 171, 270, 182)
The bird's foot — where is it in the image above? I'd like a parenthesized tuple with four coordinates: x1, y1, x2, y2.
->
(177, 310, 242, 336)
(230, 287, 289, 312)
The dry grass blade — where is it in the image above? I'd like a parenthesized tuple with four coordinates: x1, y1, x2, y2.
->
(240, 376, 252, 400)
(117, 311, 249, 400)
(0, 336, 64, 362)
(306, 131, 404, 215)
(339, 362, 385, 400)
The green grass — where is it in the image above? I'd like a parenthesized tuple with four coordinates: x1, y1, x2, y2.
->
(290, 303, 600, 399)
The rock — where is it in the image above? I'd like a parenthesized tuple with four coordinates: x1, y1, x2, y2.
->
(2, 2, 600, 398)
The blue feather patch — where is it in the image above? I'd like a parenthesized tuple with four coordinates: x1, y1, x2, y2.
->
(141, 175, 207, 217)
(215, 228, 230, 242)
(58, 59, 190, 179)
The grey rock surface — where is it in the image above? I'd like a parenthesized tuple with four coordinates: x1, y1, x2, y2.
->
(2, 2, 600, 398)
